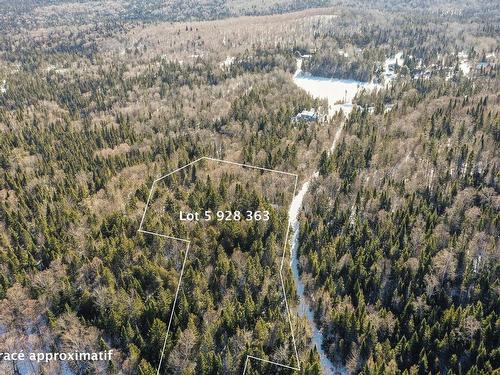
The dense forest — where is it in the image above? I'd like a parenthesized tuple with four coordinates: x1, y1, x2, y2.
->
(0, 0, 498, 374)
(299, 61, 499, 374)
(138, 159, 301, 374)
(0, 9, 333, 373)
(0, 54, 328, 372)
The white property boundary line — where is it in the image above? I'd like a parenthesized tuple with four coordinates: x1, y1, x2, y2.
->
(138, 156, 300, 374)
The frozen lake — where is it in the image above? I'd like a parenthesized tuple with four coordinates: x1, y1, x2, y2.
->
(293, 58, 379, 118)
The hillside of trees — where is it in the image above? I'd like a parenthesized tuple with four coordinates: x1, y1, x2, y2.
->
(0, 1, 498, 374)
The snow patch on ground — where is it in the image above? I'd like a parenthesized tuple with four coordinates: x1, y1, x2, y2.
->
(0, 80, 6, 94)
(46, 65, 68, 74)
(309, 14, 338, 21)
(383, 52, 404, 85)
(458, 51, 470, 76)
(338, 49, 349, 57)
(220, 56, 235, 68)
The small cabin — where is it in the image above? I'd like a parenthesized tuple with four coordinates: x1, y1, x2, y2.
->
(292, 109, 318, 122)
